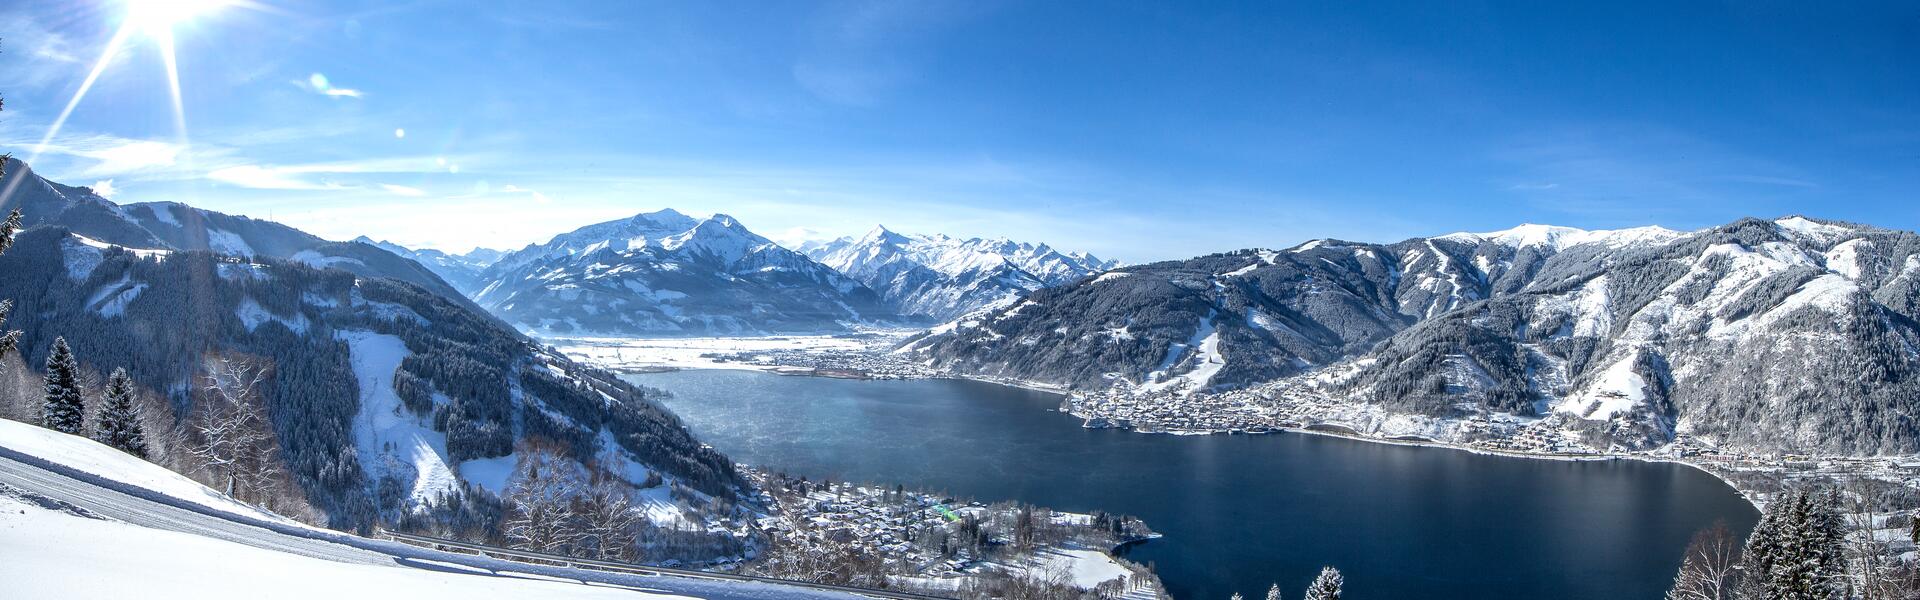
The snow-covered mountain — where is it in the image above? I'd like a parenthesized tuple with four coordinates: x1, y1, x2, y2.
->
(804, 225, 1118, 320)
(903, 217, 1920, 455)
(355, 237, 504, 294)
(470, 210, 894, 336)
(0, 162, 744, 533)
(0, 158, 473, 307)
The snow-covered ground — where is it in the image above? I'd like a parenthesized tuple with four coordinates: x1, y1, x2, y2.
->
(1017, 545, 1135, 588)
(0, 418, 880, 600)
(0, 495, 696, 600)
(339, 330, 460, 507)
(0, 418, 296, 526)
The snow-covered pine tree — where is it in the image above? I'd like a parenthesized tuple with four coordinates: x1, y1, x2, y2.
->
(95, 367, 148, 459)
(1303, 567, 1343, 600)
(1797, 490, 1847, 600)
(1266, 582, 1283, 600)
(1230, 592, 1244, 600)
(0, 207, 23, 359)
(41, 337, 85, 434)
(1736, 493, 1789, 597)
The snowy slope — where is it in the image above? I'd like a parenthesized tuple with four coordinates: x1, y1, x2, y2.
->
(0, 421, 869, 600)
(1, 497, 694, 600)
(0, 418, 293, 525)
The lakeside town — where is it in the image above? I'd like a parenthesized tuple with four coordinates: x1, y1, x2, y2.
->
(742, 468, 1163, 599)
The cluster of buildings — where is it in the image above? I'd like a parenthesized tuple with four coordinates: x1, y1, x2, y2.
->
(712, 346, 938, 380)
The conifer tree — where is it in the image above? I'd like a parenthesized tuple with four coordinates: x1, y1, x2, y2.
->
(95, 367, 148, 458)
(0, 207, 22, 359)
(1230, 592, 1244, 600)
(1303, 567, 1343, 600)
(1, 82, 17, 358)
(1266, 582, 1283, 600)
(41, 337, 85, 434)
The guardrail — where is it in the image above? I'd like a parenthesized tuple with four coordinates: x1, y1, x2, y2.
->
(380, 530, 953, 600)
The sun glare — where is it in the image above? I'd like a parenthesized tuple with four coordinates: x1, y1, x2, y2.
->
(124, 0, 231, 33)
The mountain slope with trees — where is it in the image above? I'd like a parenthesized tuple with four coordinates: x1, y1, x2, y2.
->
(905, 218, 1920, 455)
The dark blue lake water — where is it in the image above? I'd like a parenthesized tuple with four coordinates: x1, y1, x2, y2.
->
(625, 369, 1757, 600)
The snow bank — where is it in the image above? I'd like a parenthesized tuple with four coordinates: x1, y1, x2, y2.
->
(0, 496, 697, 600)
(0, 419, 288, 525)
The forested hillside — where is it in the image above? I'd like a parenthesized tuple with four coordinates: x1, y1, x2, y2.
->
(0, 216, 741, 536)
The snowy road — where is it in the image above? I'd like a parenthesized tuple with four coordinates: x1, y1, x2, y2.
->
(0, 445, 885, 600)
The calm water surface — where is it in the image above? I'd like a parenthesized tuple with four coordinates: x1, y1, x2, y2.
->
(625, 369, 1757, 600)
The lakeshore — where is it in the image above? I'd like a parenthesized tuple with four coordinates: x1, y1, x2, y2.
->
(616, 366, 1757, 600)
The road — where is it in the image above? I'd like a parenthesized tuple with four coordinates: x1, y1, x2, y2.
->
(0, 447, 880, 600)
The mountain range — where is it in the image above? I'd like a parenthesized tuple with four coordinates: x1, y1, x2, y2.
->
(901, 218, 1920, 456)
(465, 209, 895, 337)
(803, 225, 1118, 320)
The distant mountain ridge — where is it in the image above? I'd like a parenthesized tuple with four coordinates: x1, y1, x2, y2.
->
(355, 237, 504, 294)
(903, 217, 1920, 455)
(0, 158, 474, 308)
(468, 209, 896, 336)
(804, 225, 1117, 320)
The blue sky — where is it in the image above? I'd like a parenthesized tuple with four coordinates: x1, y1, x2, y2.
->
(2, 0, 1916, 262)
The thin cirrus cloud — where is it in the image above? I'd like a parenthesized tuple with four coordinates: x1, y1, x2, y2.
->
(379, 183, 426, 197)
(205, 157, 448, 192)
(500, 184, 553, 204)
(298, 72, 363, 98)
(207, 165, 349, 190)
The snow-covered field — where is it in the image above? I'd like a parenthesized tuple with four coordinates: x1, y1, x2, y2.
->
(549, 335, 885, 371)
(1018, 545, 1135, 588)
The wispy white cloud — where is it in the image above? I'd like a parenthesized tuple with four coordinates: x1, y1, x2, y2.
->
(207, 165, 348, 190)
(297, 72, 363, 98)
(500, 184, 553, 204)
(89, 179, 117, 198)
(379, 183, 426, 197)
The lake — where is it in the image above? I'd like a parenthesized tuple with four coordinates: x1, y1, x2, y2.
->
(624, 369, 1758, 600)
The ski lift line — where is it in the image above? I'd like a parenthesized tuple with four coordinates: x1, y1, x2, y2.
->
(380, 530, 955, 600)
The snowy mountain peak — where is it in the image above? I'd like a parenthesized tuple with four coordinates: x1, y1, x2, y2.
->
(1438, 223, 1686, 250)
(1773, 215, 1860, 244)
(858, 224, 913, 246)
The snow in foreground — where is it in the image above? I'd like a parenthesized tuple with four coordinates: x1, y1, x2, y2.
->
(0, 495, 697, 600)
(0, 418, 298, 526)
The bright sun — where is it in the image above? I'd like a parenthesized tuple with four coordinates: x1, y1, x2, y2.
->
(21, 0, 243, 170)
(124, 0, 232, 33)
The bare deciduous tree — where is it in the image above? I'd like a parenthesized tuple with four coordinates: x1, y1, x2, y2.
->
(1666, 521, 1740, 600)
(503, 442, 585, 555)
(190, 354, 282, 503)
(579, 467, 648, 562)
